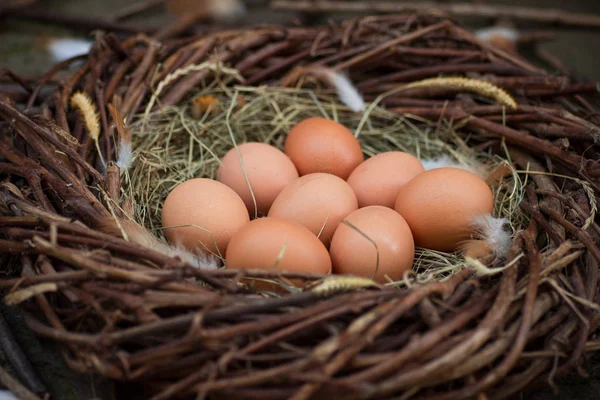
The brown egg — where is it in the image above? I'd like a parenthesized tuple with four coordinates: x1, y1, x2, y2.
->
(394, 168, 494, 252)
(226, 217, 331, 274)
(330, 206, 415, 283)
(217, 142, 299, 217)
(347, 151, 425, 208)
(161, 178, 249, 256)
(284, 117, 364, 179)
(268, 173, 358, 246)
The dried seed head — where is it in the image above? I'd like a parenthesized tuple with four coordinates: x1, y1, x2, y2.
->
(405, 77, 517, 110)
(70, 92, 100, 140)
(70, 91, 104, 167)
(308, 275, 380, 296)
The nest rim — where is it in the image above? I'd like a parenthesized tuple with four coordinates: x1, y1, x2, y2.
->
(0, 12, 598, 400)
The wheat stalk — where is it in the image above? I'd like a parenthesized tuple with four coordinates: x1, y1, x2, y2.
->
(70, 92, 105, 168)
(309, 275, 380, 296)
(405, 77, 518, 110)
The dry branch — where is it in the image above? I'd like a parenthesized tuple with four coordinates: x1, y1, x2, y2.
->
(271, 1, 600, 29)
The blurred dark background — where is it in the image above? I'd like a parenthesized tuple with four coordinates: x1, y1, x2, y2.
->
(1, 0, 600, 80)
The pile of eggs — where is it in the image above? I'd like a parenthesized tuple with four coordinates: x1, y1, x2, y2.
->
(162, 117, 494, 283)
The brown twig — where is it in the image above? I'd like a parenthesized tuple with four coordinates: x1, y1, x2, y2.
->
(0, 309, 45, 394)
(334, 21, 450, 71)
(0, 364, 42, 400)
(424, 227, 541, 399)
(154, 9, 206, 41)
(0, 69, 33, 94)
(271, 1, 600, 29)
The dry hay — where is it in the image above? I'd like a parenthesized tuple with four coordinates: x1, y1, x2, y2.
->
(124, 84, 526, 287)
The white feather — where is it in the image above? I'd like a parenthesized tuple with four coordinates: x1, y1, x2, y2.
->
(475, 27, 519, 43)
(325, 70, 366, 112)
(97, 218, 219, 269)
(136, 227, 220, 269)
(161, 241, 220, 269)
(116, 140, 133, 174)
(208, 0, 246, 21)
(471, 214, 511, 259)
(421, 155, 487, 179)
(421, 155, 459, 170)
(47, 38, 93, 62)
(0, 391, 17, 400)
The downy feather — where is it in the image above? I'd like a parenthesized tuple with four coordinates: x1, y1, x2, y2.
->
(97, 217, 219, 269)
(324, 70, 366, 112)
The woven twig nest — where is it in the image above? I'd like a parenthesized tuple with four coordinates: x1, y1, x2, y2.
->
(1, 13, 599, 400)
